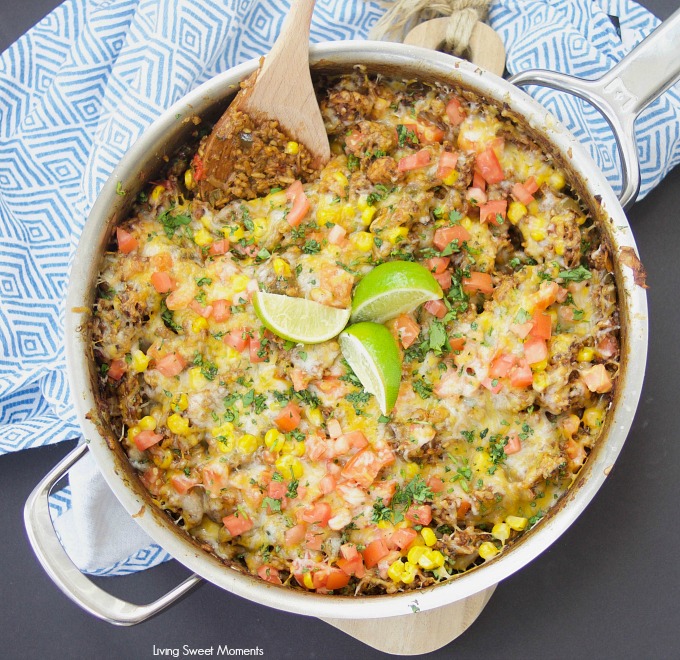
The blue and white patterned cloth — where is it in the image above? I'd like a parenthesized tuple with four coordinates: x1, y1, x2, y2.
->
(2, 0, 678, 575)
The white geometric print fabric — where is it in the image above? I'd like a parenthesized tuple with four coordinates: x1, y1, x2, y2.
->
(1, 0, 677, 575)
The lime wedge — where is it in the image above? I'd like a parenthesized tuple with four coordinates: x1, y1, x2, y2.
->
(350, 261, 443, 324)
(253, 292, 350, 343)
(339, 322, 402, 415)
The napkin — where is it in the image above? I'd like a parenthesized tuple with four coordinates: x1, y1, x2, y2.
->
(2, 0, 678, 576)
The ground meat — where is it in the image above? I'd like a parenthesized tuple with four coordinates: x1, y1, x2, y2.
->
(366, 156, 403, 185)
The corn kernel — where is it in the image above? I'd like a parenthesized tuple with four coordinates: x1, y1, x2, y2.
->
(576, 215, 587, 226)
(388, 559, 405, 582)
(528, 201, 540, 215)
(360, 207, 376, 226)
(283, 439, 306, 457)
(191, 317, 209, 333)
(418, 549, 445, 570)
(231, 274, 250, 293)
(531, 359, 548, 372)
(306, 408, 323, 427)
(583, 406, 604, 429)
(184, 169, 195, 190)
(216, 435, 235, 453)
(223, 225, 244, 240)
(549, 171, 565, 190)
(302, 572, 314, 589)
(442, 170, 459, 186)
(460, 216, 473, 231)
(189, 367, 207, 390)
(506, 515, 528, 531)
(211, 422, 234, 438)
(473, 450, 492, 473)
(316, 206, 341, 225)
(193, 228, 213, 247)
(267, 190, 288, 208)
(384, 226, 408, 244)
(357, 196, 369, 211)
(377, 520, 394, 531)
(492, 522, 511, 543)
(350, 231, 373, 252)
(276, 455, 303, 479)
(403, 462, 420, 480)
(264, 428, 285, 452)
(127, 425, 141, 441)
(577, 347, 595, 362)
(167, 413, 189, 435)
(139, 415, 157, 431)
(478, 541, 499, 560)
(407, 545, 427, 565)
(172, 393, 189, 412)
(150, 185, 165, 204)
(530, 229, 546, 242)
(130, 349, 150, 373)
(532, 372, 548, 391)
(285, 141, 299, 155)
(333, 171, 349, 188)
(421, 527, 437, 547)
(272, 258, 291, 277)
(238, 434, 260, 454)
(153, 448, 174, 469)
(554, 240, 565, 256)
(400, 562, 417, 584)
(252, 217, 267, 239)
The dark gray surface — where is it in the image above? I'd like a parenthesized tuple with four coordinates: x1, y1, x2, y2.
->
(1, 1, 679, 659)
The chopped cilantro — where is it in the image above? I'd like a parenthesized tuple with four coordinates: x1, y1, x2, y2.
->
(302, 239, 321, 254)
(196, 277, 212, 287)
(160, 298, 183, 334)
(347, 153, 360, 172)
(261, 497, 282, 513)
(412, 377, 433, 400)
(158, 209, 192, 239)
(396, 123, 419, 147)
(558, 265, 592, 282)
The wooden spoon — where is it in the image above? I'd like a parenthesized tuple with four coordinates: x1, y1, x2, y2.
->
(199, 0, 330, 206)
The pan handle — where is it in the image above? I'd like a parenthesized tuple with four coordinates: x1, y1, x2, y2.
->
(24, 443, 202, 626)
(509, 7, 680, 209)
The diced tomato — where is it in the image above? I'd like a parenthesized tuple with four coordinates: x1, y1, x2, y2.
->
(424, 256, 450, 274)
(395, 313, 420, 349)
(427, 476, 445, 493)
(510, 322, 534, 339)
(533, 281, 560, 310)
(301, 501, 332, 527)
(509, 359, 534, 387)
(340, 430, 369, 449)
(446, 97, 465, 125)
(323, 567, 351, 591)
(319, 474, 337, 495)
(523, 176, 539, 194)
(208, 238, 229, 256)
(465, 186, 487, 205)
(332, 434, 351, 456)
(275, 402, 301, 432)
(462, 271, 494, 295)
(189, 299, 213, 319)
(170, 472, 199, 495)
(340, 543, 360, 562)
(337, 556, 365, 578)
(107, 358, 127, 381)
(505, 432, 522, 455)
(597, 334, 618, 358)
(305, 530, 325, 551)
(327, 418, 342, 438)
(267, 480, 287, 500)
(150, 271, 176, 294)
(581, 364, 613, 393)
(433, 270, 452, 290)
(449, 336, 466, 351)
(362, 539, 390, 569)
(371, 479, 397, 505)
(155, 352, 186, 377)
(257, 564, 282, 585)
(222, 513, 253, 537)
(284, 523, 307, 546)
(341, 448, 384, 489)
(424, 299, 447, 319)
(475, 146, 505, 184)
(457, 500, 471, 518)
(328, 224, 346, 245)
(405, 504, 432, 526)
(489, 353, 516, 379)
(249, 337, 265, 363)
(151, 252, 173, 271)
(524, 336, 548, 364)
(390, 528, 417, 551)
(416, 122, 445, 144)
(437, 151, 459, 178)
(397, 149, 431, 172)
(481, 376, 503, 394)
(191, 154, 205, 181)
(210, 299, 231, 322)
(512, 182, 534, 205)
(433, 225, 471, 251)
(224, 328, 249, 352)
(479, 199, 507, 226)
(201, 462, 230, 497)
(472, 170, 486, 191)
(530, 310, 552, 340)
(285, 180, 310, 227)
(116, 227, 138, 254)
(134, 430, 163, 451)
